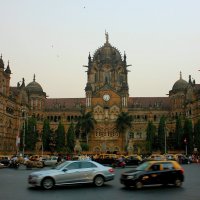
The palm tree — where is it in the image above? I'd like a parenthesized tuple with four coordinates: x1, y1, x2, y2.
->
(75, 109, 96, 145)
(82, 112, 96, 144)
(116, 112, 133, 150)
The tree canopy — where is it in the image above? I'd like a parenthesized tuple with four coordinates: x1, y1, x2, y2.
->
(42, 119, 51, 151)
(116, 112, 133, 149)
(157, 116, 166, 153)
(76, 110, 96, 144)
(55, 122, 66, 152)
(146, 121, 156, 153)
(66, 123, 76, 153)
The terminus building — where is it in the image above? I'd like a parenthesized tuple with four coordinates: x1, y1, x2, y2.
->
(0, 34, 200, 154)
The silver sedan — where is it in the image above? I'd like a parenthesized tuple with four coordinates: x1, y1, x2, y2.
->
(28, 160, 115, 189)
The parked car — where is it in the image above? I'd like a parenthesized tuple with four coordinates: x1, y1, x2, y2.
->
(28, 160, 115, 189)
(43, 156, 58, 166)
(120, 160, 184, 189)
(125, 155, 143, 166)
(0, 156, 11, 166)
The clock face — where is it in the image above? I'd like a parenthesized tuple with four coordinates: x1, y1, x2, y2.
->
(103, 94, 110, 101)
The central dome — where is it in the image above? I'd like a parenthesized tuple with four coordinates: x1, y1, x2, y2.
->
(172, 72, 188, 91)
(93, 33, 122, 63)
(26, 75, 43, 93)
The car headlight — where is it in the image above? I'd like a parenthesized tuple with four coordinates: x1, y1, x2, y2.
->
(127, 175, 135, 179)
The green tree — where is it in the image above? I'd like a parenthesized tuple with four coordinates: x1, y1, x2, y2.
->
(55, 122, 66, 152)
(183, 119, 193, 154)
(49, 129, 56, 153)
(175, 116, 184, 149)
(194, 119, 200, 152)
(116, 112, 133, 150)
(146, 121, 156, 153)
(75, 116, 82, 139)
(66, 123, 75, 153)
(81, 143, 89, 151)
(157, 116, 166, 153)
(42, 119, 51, 151)
(25, 117, 38, 152)
(76, 110, 96, 145)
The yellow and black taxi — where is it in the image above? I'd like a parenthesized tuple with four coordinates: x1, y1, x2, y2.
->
(120, 160, 184, 189)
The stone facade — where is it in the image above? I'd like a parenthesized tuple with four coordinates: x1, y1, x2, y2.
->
(0, 34, 200, 154)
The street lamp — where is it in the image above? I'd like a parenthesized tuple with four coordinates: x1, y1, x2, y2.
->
(184, 138, 187, 156)
(164, 128, 167, 154)
(21, 109, 26, 157)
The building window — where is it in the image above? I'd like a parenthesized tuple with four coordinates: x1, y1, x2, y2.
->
(129, 132, 134, 139)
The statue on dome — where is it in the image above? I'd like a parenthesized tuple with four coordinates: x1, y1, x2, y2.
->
(105, 31, 109, 43)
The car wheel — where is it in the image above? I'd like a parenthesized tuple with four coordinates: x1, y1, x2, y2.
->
(94, 175, 104, 187)
(135, 181, 143, 189)
(42, 177, 54, 190)
(174, 179, 182, 187)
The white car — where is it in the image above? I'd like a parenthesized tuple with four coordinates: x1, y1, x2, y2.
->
(28, 160, 115, 189)
(43, 156, 58, 166)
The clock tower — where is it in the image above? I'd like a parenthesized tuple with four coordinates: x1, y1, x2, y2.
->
(84, 32, 131, 152)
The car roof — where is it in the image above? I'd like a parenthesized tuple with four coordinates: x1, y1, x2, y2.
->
(147, 160, 181, 166)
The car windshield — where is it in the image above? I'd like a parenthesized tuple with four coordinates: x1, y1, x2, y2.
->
(55, 161, 71, 170)
(136, 162, 151, 171)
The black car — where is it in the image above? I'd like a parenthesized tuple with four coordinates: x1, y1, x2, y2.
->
(120, 160, 184, 189)
(0, 157, 10, 166)
(94, 154, 117, 165)
(125, 155, 142, 166)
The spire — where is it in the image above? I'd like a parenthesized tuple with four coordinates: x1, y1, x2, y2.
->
(0, 53, 4, 69)
(88, 52, 91, 60)
(189, 75, 192, 83)
(180, 71, 182, 80)
(33, 74, 36, 82)
(124, 51, 126, 60)
(21, 77, 25, 88)
(5, 60, 11, 74)
(88, 52, 91, 66)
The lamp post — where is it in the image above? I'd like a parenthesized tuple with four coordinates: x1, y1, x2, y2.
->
(22, 109, 26, 157)
(164, 128, 167, 154)
(184, 138, 187, 156)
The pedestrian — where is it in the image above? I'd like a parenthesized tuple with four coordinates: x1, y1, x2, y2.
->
(57, 154, 62, 164)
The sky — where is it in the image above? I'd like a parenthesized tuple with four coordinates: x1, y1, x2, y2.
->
(0, 0, 200, 98)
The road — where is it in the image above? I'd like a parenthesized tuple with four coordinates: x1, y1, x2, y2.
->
(0, 163, 200, 200)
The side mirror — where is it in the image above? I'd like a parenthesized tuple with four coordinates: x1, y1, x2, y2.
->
(63, 168, 68, 172)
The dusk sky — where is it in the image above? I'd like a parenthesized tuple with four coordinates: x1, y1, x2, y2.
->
(1, 0, 200, 98)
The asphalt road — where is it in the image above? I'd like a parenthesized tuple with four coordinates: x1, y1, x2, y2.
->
(0, 163, 200, 200)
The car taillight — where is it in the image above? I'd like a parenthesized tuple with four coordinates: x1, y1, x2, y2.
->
(109, 168, 114, 173)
